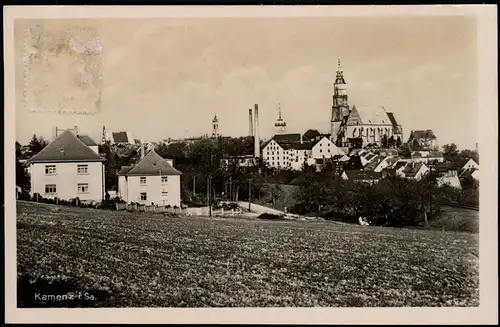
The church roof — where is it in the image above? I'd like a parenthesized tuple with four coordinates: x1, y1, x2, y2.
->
(354, 106, 392, 125)
(28, 130, 105, 163)
(386, 112, 400, 127)
(120, 150, 182, 176)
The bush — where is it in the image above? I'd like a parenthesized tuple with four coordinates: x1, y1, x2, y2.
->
(258, 213, 284, 220)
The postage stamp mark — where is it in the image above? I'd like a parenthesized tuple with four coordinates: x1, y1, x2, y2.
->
(22, 20, 103, 114)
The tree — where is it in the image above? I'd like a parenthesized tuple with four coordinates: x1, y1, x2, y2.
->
(303, 129, 321, 140)
(398, 142, 412, 158)
(16, 142, 30, 189)
(388, 136, 396, 148)
(381, 134, 388, 148)
(458, 149, 479, 164)
(28, 134, 48, 155)
(348, 137, 363, 150)
(396, 136, 402, 147)
(442, 143, 459, 163)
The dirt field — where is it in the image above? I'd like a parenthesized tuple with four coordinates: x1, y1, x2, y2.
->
(17, 201, 479, 307)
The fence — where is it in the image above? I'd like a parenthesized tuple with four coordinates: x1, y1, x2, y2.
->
(115, 203, 186, 214)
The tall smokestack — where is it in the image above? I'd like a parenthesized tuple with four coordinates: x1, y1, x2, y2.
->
(141, 143, 145, 159)
(248, 108, 254, 137)
(74, 125, 79, 136)
(254, 104, 260, 158)
(52, 126, 57, 141)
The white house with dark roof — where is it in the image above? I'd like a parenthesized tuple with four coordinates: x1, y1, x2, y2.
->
(117, 149, 182, 206)
(27, 130, 106, 202)
(311, 136, 346, 163)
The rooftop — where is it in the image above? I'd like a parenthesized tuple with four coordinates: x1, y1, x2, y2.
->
(119, 150, 182, 176)
(28, 130, 105, 163)
(344, 170, 382, 180)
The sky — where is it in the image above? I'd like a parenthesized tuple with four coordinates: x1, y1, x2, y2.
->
(15, 16, 478, 150)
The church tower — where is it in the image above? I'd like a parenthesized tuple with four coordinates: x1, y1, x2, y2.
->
(330, 59, 349, 144)
(274, 103, 287, 135)
(102, 125, 107, 144)
(212, 114, 219, 138)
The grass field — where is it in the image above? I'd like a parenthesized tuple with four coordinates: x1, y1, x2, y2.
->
(17, 201, 479, 307)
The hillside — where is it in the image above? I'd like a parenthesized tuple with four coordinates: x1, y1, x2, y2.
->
(17, 201, 478, 307)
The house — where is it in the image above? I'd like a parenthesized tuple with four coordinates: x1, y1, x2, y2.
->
(410, 150, 444, 163)
(390, 160, 409, 178)
(407, 129, 437, 150)
(117, 149, 182, 206)
(262, 133, 314, 170)
(434, 162, 462, 189)
(311, 136, 346, 163)
(364, 155, 399, 172)
(221, 154, 256, 168)
(459, 167, 480, 183)
(456, 158, 479, 171)
(341, 170, 382, 184)
(400, 162, 429, 181)
(27, 130, 106, 202)
(360, 151, 377, 167)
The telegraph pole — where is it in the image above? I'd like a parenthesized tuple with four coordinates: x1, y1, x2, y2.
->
(248, 179, 252, 211)
(193, 176, 196, 195)
(207, 175, 212, 217)
(229, 176, 232, 202)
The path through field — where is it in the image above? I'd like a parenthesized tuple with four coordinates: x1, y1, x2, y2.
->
(17, 201, 479, 307)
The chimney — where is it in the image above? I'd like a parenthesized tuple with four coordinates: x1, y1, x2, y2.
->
(52, 126, 57, 141)
(300, 134, 303, 144)
(74, 125, 79, 136)
(141, 143, 145, 159)
(248, 108, 254, 137)
(253, 104, 260, 158)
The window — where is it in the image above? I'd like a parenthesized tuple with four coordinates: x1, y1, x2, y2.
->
(320, 149, 323, 153)
(45, 165, 56, 175)
(77, 164, 88, 174)
(45, 184, 56, 194)
(140, 177, 147, 185)
(161, 191, 169, 196)
(161, 176, 168, 183)
(78, 183, 89, 193)
(140, 193, 147, 201)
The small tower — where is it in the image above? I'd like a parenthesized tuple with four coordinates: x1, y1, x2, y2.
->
(274, 103, 287, 135)
(212, 114, 219, 138)
(331, 58, 350, 145)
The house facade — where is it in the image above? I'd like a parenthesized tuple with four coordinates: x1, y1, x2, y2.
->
(311, 136, 346, 162)
(27, 130, 106, 202)
(262, 134, 315, 170)
(118, 149, 182, 206)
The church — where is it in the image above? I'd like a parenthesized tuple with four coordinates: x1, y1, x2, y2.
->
(329, 59, 403, 148)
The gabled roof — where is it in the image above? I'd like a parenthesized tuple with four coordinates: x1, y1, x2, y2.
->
(122, 150, 182, 176)
(282, 142, 314, 150)
(393, 161, 407, 171)
(134, 139, 142, 145)
(273, 133, 309, 143)
(363, 155, 386, 171)
(354, 105, 392, 125)
(28, 130, 105, 163)
(344, 170, 382, 180)
(459, 167, 478, 178)
(77, 134, 99, 147)
(403, 162, 426, 177)
(386, 112, 399, 127)
(112, 132, 130, 143)
(409, 129, 437, 140)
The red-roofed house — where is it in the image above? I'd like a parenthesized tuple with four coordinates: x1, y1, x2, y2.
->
(27, 130, 106, 202)
(117, 149, 182, 206)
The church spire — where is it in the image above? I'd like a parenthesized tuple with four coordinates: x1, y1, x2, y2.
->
(274, 102, 287, 134)
(335, 58, 346, 85)
(212, 113, 219, 138)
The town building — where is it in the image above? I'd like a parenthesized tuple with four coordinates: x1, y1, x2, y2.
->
(363, 155, 399, 172)
(329, 59, 403, 148)
(399, 162, 430, 181)
(310, 136, 347, 165)
(341, 170, 382, 184)
(434, 162, 462, 189)
(262, 133, 313, 170)
(410, 150, 444, 163)
(117, 148, 182, 206)
(27, 130, 106, 202)
(407, 129, 437, 150)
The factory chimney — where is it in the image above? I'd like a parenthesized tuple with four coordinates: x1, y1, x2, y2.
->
(74, 125, 79, 136)
(248, 108, 254, 137)
(141, 143, 145, 159)
(253, 104, 260, 158)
